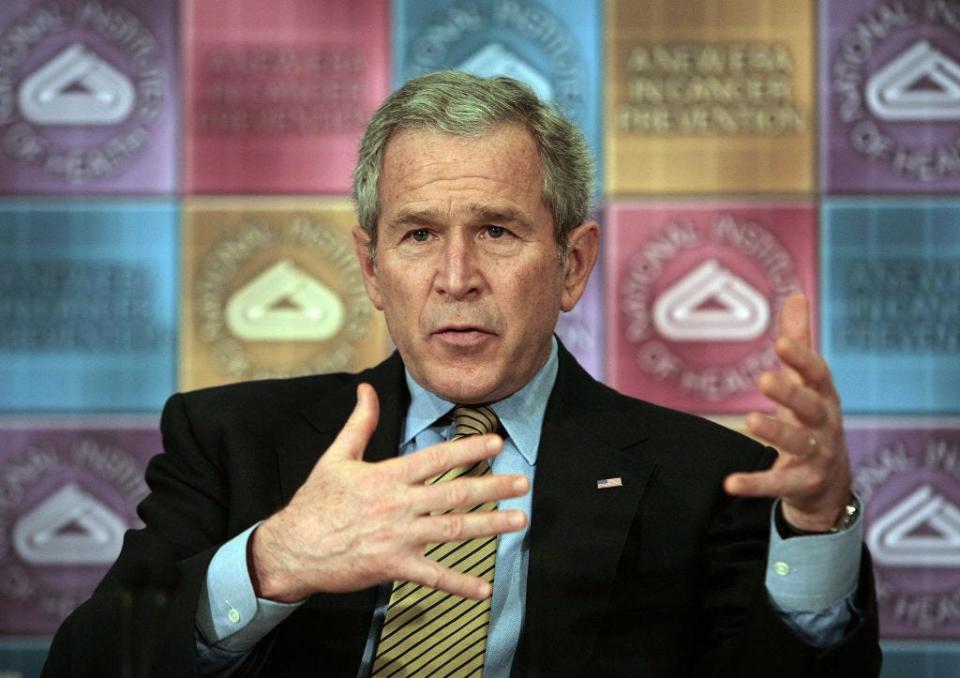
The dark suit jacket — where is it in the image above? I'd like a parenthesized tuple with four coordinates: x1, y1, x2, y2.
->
(44, 344, 880, 677)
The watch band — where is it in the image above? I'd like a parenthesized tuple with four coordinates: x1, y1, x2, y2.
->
(776, 496, 861, 538)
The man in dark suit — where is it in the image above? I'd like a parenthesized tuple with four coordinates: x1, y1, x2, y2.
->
(45, 72, 880, 676)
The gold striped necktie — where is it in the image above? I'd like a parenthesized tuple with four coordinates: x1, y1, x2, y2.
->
(371, 405, 500, 677)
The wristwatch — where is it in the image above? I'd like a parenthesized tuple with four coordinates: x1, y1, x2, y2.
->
(777, 496, 860, 538)
(831, 497, 861, 532)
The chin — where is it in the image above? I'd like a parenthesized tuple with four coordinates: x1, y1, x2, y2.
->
(433, 384, 494, 405)
(424, 372, 500, 405)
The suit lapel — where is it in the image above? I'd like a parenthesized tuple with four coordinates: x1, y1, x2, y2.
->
(520, 345, 658, 674)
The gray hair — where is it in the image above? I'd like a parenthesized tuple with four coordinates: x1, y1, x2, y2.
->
(352, 71, 593, 255)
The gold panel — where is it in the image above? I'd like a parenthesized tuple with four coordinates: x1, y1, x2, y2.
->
(605, 0, 815, 194)
(180, 198, 391, 391)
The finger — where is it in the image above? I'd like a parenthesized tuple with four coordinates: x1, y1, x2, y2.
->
(724, 468, 794, 499)
(757, 372, 826, 427)
(725, 456, 830, 498)
(778, 292, 811, 349)
(412, 474, 530, 513)
(774, 293, 812, 393)
(402, 558, 493, 600)
(774, 337, 840, 399)
(746, 412, 822, 458)
(414, 508, 527, 545)
(396, 434, 504, 484)
(325, 383, 380, 461)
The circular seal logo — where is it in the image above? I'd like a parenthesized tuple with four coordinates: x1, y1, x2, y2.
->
(194, 215, 373, 380)
(830, 0, 960, 183)
(620, 213, 801, 401)
(0, 432, 148, 632)
(0, 1, 167, 183)
(853, 428, 960, 637)
(407, 0, 585, 123)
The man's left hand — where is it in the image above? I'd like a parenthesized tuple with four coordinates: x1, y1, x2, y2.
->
(724, 292, 852, 532)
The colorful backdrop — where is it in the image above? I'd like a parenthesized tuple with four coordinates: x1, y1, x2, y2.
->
(1, 1, 958, 675)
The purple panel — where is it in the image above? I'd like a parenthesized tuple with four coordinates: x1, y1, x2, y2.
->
(0, 1, 177, 194)
(821, 0, 960, 193)
(849, 421, 960, 639)
(0, 421, 159, 634)
(555, 271, 603, 381)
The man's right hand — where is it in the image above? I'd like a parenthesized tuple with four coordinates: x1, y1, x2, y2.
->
(248, 382, 529, 604)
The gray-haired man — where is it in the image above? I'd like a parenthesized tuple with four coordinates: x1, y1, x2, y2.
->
(46, 72, 879, 677)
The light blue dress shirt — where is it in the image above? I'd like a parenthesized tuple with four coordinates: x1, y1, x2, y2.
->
(196, 338, 862, 675)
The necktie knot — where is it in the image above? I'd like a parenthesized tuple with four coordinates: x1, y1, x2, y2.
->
(451, 405, 499, 439)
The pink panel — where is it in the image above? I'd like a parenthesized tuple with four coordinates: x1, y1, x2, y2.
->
(182, 0, 390, 194)
(604, 201, 818, 414)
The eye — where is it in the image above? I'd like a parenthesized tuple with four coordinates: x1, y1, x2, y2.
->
(478, 224, 521, 256)
(410, 228, 430, 242)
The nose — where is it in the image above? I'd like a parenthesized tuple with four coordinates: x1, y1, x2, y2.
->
(434, 235, 481, 299)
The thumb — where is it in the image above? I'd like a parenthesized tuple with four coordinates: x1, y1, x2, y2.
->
(326, 383, 380, 461)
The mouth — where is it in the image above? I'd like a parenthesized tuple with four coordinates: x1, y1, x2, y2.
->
(431, 325, 496, 346)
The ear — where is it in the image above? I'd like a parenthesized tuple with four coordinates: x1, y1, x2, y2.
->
(352, 226, 383, 310)
(560, 220, 599, 312)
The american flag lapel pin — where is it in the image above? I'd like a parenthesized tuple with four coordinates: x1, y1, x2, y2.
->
(596, 476, 623, 490)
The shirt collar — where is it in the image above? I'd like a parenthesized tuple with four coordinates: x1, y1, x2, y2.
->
(402, 336, 559, 466)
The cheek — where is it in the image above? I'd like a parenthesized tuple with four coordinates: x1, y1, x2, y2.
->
(500, 264, 563, 322)
(377, 271, 426, 328)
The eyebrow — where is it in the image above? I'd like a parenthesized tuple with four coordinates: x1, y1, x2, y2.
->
(389, 204, 531, 229)
(468, 205, 528, 227)
(389, 209, 438, 228)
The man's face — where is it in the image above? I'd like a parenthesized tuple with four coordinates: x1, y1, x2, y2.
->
(354, 124, 597, 404)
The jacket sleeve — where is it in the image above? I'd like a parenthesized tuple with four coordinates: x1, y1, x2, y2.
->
(692, 445, 881, 678)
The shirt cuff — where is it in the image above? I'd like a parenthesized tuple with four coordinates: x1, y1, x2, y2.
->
(765, 498, 864, 611)
(196, 523, 302, 653)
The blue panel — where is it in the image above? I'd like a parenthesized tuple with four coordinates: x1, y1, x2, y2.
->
(0, 201, 178, 412)
(0, 637, 50, 678)
(821, 199, 960, 413)
(391, 0, 603, 191)
(881, 641, 960, 678)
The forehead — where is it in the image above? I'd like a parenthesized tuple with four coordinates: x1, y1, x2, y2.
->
(377, 124, 546, 218)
